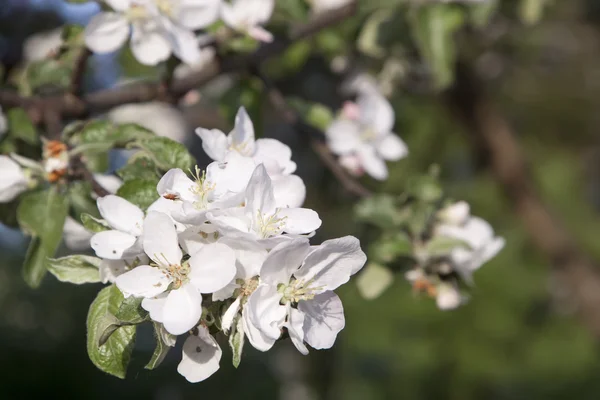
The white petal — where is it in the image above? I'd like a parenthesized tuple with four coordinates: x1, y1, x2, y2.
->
(116, 265, 171, 298)
(218, 236, 268, 279)
(147, 197, 186, 232)
(188, 243, 237, 293)
(436, 284, 463, 310)
(253, 138, 296, 175)
(212, 281, 238, 302)
(325, 119, 361, 155)
(260, 238, 311, 286)
(375, 133, 408, 161)
(247, 26, 273, 42)
(246, 164, 277, 216)
(221, 296, 241, 332)
(206, 152, 256, 199)
(97, 195, 144, 236)
(143, 211, 182, 267)
(168, 22, 202, 65)
(439, 201, 470, 225)
(105, 0, 131, 11)
(156, 168, 196, 202)
(162, 284, 203, 335)
(196, 128, 228, 161)
(84, 12, 130, 54)
(295, 236, 366, 292)
(357, 91, 394, 135)
(0, 155, 28, 202)
(278, 207, 322, 235)
(272, 175, 306, 208)
(91, 230, 141, 260)
(229, 107, 255, 156)
(242, 305, 276, 351)
(356, 145, 388, 181)
(245, 284, 286, 341)
(141, 293, 168, 322)
(63, 216, 93, 250)
(177, 326, 222, 383)
(130, 21, 171, 66)
(175, 0, 221, 29)
(92, 174, 122, 194)
(286, 307, 309, 355)
(99, 258, 130, 284)
(298, 291, 344, 350)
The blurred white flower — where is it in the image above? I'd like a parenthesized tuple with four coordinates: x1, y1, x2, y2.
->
(22, 27, 62, 62)
(0, 155, 30, 203)
(326, 90, 408, 180)
(85, 0, 221, 65)
(221, 0, 274, 42)
(308, 0, 352, 14)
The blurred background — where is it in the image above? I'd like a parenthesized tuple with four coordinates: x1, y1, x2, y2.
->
(3, 0, 600, 399)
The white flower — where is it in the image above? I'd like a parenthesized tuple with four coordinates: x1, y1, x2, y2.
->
(326, 91, 408, 180)
(436, 283, 464, 310)
(0, 106, 7, 138)
(242, 236, 366, 353)
(0, 155, 30, 203)
(63, 217, 95, 251)
(90, 195, 145, 260)
(116, 211, 236, 335)
(308, 0, 352, 14)
(221, 0, 274, 42)
(436, 214, 505, 283)
(177, 325, 222, 382)
(207, 164, 321, 246)
(438, 200, 470, 226)
(85, 0, 221, 65)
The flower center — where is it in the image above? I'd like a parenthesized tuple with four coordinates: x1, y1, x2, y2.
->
(278, 278, 323, 304)
(126, 4, 150, 20)
(190, 166, 216, 209)
(256, 211, 287, 238)
(155, 0, 175, 16)
(163, 262, 190, 289)
(238, 277, 259, 297)
(360, 127, 378, 142)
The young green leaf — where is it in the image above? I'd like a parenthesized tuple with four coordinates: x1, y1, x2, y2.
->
(133, 137, 195, 171)
(229, 317, 245, 368)
(115, 296, 149, 324)
(145, 322, 176, 370)
(355, 194, 406, 229)
(87, 285, 136, 379)
(69, 181, 101, 218)
(80, 213, 110, 233)
(117, 155, 161, 182)
(22, 237, 50, 289)
(424, 236, 470, 257)
(6, 108, 38, 145)
(116, 179, 160, 211)
(47, 255, 102, 284)
(356, 262, 394, 300)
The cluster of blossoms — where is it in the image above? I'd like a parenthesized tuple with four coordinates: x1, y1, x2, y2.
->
(406, 201, 505, 310)
(84, 107, 367, 382)
(325, 79, 408, 181)
(84, 0, 276, 66)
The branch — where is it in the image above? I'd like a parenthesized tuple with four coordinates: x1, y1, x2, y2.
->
(70, 48, 91, 96)
(0, 3, 357, 118)
(70, 155, 110, 197)
(254, 68, 372, 198)
(444, 62, 600, 338)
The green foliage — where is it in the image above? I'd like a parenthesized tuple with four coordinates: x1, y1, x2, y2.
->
(409, 4, 465, 90)
(86, 286, 136, 379)
(68, 181, 100, 218)
(17, 188, 69, 288)
(47, 255, 102, 284)
(355, 194, 406, 229)
(287, 97, 334, 131)
(519, 0, 551, 25)
(117, 155, 162, 182)
(80, 213, 110, 233)
(356, 261, 395, 300)
(229, 317, 245, 368)
(146, 323, 175, 370)
(115, 179, 160, 211)
(114, 296, 149, 325)
(132, 137, 196, 172)
(6, 108, 37, 145)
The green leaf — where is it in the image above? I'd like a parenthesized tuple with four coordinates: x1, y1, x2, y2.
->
(17, 188, 69, 288)
(87, 285, 136, 379)
(356, 262, 394, 300)
(116, 179, 159, 211)
(133, 137, 195, 171)
(424, 235, 470, 257)
(409, 4, 465, 90)
(518, 0, 550, 25)
(27, 60, 72, 93)
(145, 323, 176, 370)
(357, 10, 392, 58)
(114, 123, 155, 141)
(47, 255, 102, 284)
(80, 213, 110, 233)
(6, 108, 38, 145)
(370, 232, 413, 263)
(61, 24, 85, 46)
(114, 296, 148, 324)
(469, 0, 499, 28)
(229, 317, 245, 368)
(69, 181, 101, 218)
(355, 194, 406, 229)
(117, 155, 161, 182)
(406, 175, 443, 203)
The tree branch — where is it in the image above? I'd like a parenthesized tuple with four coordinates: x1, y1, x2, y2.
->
(444, 61, 600, 338)
(254, 68, 372, 198)
(0, 3, 357, 119)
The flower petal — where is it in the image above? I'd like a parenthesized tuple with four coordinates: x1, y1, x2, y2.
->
(105, 0, 131, 11)
(177, 325, 222, 382)
(356, 145, 388, 181)
(298, 291, 344, 350)
(130, 20, 171, 66)
(196, 128, 228, 161)
(206, 152, 256, 199)
(91, 230, 141, 260)
(245, 284, 286, 341)
(143, 211, 182, 267)
(92, 174, 122, 194)
(246, 164, 277, 216)
(278, 207, 322, 235)
(374, 133, 408, 161)
(167, 22, 202, 65)
(162, 284, 203, 335)
(116, 265, 171, 298)
(156, 168, 195, 202)
(97, 195, 144, 236)
(286, 306, 309, 355)
(260, 238, 310, 286)
(325, 119, 361, 155)
(357, 91, 394, 136)
(294, 236, 366, 292)
(218, 236, 268, 279)
(84, 12, 130, 54)
(254, 138, 296, 175)
(175, 0, 221, 29)
(229, 107, 255, 156)
(63, 216, 93, 251)
(0, 155, 28, 202)
(188, 243, 237, 293)
(272, 175, 306, 209)
(141, 293, 168, 322)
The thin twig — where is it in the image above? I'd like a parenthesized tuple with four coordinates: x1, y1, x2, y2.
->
(254, 68, 372, 198)
(70, 48, 91, 96)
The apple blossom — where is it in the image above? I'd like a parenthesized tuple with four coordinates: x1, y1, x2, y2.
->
(221, 0, 274, 42)
(85, 0, 221, 65)
(116, 211, 236, 334)
(0, 155, 30, 203)
(242, 236, 366, 353)
(326, 90, 408, 180)
(177, 325, 222, 382)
